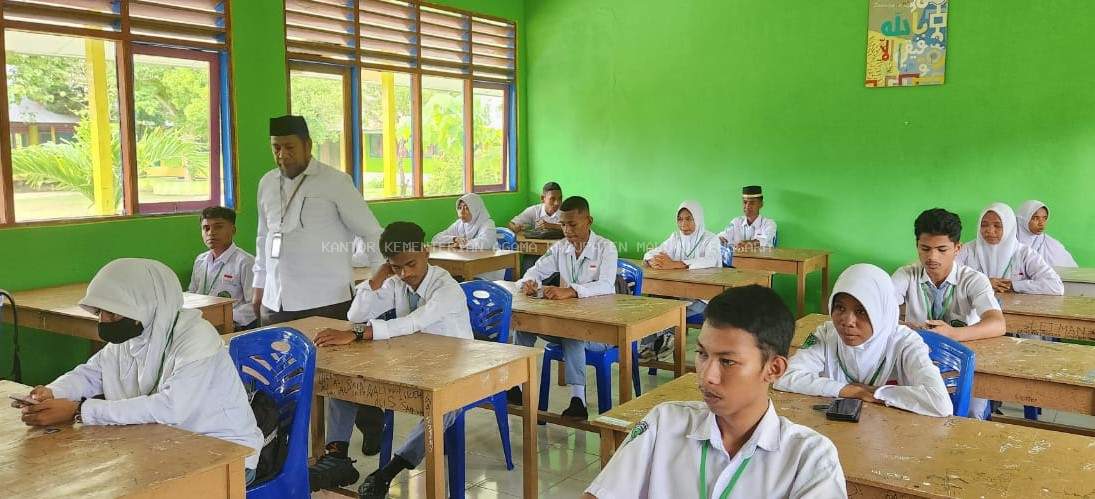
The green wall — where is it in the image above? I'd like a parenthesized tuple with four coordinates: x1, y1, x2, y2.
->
(524, 0, 1095, 311)
(0, 0, 527, 384)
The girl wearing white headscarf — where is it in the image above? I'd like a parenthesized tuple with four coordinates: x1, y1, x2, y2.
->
(431, 193, 504, 280)
(1015, 200, 1078, 268)
(956, 202, 1064, 295)
(20, 259, 263, 474)
(775, 263, 952, 417)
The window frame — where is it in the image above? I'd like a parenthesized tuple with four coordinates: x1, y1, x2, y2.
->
(0, 0, 238, 227)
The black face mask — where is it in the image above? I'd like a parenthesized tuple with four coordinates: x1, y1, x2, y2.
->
(98, 318, 143, 344)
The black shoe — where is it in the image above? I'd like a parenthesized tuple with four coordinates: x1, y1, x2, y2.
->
(308, 452, 359, 491)
(507, 386, 523, 406)
(561, 396, 588, 420)
(355, 406, 384, 456)
(358, 471, 394, 499)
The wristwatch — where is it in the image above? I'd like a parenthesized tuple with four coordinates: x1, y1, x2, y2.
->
(74, 399, 85, 424)
(351, 322, 367, 341)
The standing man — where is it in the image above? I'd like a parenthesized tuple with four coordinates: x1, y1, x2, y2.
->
(253, 115, 383, 324)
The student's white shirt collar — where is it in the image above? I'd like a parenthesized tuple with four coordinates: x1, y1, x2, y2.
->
(743, 214, 766, 227)
(916, 262, 959, 288)
(686, 400, 780, 457)
(562, 230, 602, 261)
(204, 243, 239, 265)
(400, 263, 440, 296)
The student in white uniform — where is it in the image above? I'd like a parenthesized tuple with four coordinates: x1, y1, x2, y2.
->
(639, 200, 720, 360)
(776, 264, 953, 418)
(584, 285, 846, 499)
(431, 192, 505, 280)
(306, 222, 471, 496)
(187, 206, 257, 330)
(1016, 200, 1078, 268)
(508, 181, 563, 233)
(957, 202, 1064, 295)
(508, 196, 618, 420)
(891, 208, 1006, 341)
(719, 185, 777, 250)
(16, 258, 264, 484)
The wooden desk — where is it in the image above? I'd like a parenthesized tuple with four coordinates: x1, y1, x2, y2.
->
(497, 280, 686, 403)
(792, 314, 1095, 417)
(1, 282, 236, 341)
(1057, 267, 1095, 297)
(247, 317, 541, 499)
(730, 247, 830, 317)
(428, 248, 521, 281)
(515, 235, 557, 256)
(0, 380, 251, 498)
(591, 374, 1095, 498)
(625, 258, 774, 300)
(997, 293, 1095, 341)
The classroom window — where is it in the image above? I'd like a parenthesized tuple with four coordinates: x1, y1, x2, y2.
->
(289, 67, 348, 174)
(284, 0, 516, 201)
(0, 1, 236, 225)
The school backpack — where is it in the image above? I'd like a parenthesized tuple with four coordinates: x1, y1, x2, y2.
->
(248, 386, 288, 483)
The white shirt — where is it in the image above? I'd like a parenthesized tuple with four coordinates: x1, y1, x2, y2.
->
(348, 264, 472, 341)
(48, 342, 264, 469)
(188, 244, 256, 327)
(516, 231, 618, 298)
(891, 262, 1000, 326)
(586, 401, 846, 499)
(509, 203, 560, 228)
(643, 230, 721, 269)
(720, 215, 777, 247)
(253, 158, 383, 311)
(957, 243, 1064, 295)
(775, 321, 953, 417)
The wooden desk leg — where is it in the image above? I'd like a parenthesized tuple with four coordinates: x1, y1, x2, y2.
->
(223, 303, 234, 334)
(310, 395, 326, 460)
(598, 428, 616, 468)
(674, 307, 686, 377)
(618, 329, 634, 404)
(795, 262, 807, 318)
(522, 358, 540, 499)
(227, 458, 246, 499)
(820, 255, 830, 314)
(509, 253, 520, 282)
(423, 392, 446, 499)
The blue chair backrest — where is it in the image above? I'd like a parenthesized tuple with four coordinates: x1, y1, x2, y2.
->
(772, 233, 779, 247)
(461, 280, 513, 343)
(496, 227, 517, 250)
(915, 329, 975, 417)
(616, 260, 643, 296)
(720, 245, 734, 267)
(229, 327, 316, 494)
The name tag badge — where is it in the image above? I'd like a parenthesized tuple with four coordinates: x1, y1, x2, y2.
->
(271, 232, 283, 259)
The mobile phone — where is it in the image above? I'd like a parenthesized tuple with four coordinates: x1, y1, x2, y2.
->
(9, 394, 39, 407)
(825, 398, 862, 422)
(270, 232, 283, 259)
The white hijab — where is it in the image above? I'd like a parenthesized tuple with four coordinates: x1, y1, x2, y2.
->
(971, 202, 1020, 278)
(1015, 199, 1077, 267)
(828, 263, 899, 383)
(676, 200, 709, 255)
(79, 258, 223, 397)
(454, 192, 493, 237)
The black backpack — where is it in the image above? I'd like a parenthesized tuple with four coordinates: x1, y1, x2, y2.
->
(248, 386, 288, 483)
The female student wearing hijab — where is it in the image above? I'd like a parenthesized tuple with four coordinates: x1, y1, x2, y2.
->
(1016, 200, 1078, 268)
(775, 263, 953, 418)
(640, 200, 721, 360)
(432, 192, 505, 280)
(16, 258, 264, 483)
(957, 202, 1064, 295)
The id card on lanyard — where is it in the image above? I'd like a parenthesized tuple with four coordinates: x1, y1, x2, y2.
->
(271, 176, 307, 259)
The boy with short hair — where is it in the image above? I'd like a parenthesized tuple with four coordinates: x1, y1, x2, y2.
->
(307, 222, 472, 497)
(188, 206, 257, 330)
(509, 196, 618, 420)
(891, 208, 1006, 341)
(583, 285, 846, 499)
(719, 185, 777, 250)
(508, 181, 563, 234)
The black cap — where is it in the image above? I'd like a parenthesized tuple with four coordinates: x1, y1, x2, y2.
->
(742, 185, 762, 198)
(269, 115, 310, 138)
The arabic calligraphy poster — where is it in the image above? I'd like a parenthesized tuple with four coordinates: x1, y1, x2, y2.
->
(865, 0, 948, 88)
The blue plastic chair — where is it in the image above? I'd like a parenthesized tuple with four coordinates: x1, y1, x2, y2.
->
(540, 260, 643, 414)
(496, 228, 518, 280)
(460, 280, 515, 470)
(915, 330, 975, 417)
(229, 327, 316, 498)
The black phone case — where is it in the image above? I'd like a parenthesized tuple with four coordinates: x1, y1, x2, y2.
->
(825, 398, 863, 422)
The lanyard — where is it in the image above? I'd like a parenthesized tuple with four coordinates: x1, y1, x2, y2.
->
(698, 441, 751, 499)
(201, 258, 226, 295)
(569, 254, 588, 284)
(680, 234, 706, 260)
(918, 281, 955, 321)
(836, 350, 886, 385)
(279, 175, 308, 224)
(148, 312, 180, 396)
